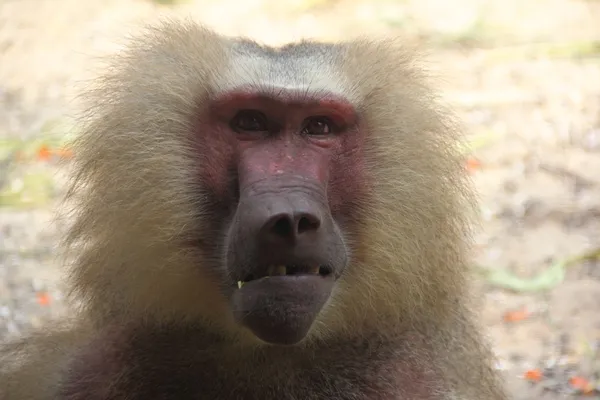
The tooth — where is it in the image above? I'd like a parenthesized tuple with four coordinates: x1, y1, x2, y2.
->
(274, 265, 287, 275)
(237, 281, 245, 289)
(309, 266, 320, 275)
(267, 266, 275, 276)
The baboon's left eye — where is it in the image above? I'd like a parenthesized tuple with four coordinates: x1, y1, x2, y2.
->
(302, 116, 335, 136)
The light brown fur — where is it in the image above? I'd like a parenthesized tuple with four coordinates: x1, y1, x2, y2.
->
(0, 19, 507, 399)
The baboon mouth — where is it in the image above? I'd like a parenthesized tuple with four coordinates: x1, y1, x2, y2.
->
(230, 265, 335, 345)
(237, 265, 333, 288)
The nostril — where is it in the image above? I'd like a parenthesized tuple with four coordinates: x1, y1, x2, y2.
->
(265, 212, 321, 240)
(270, 216, 294, 238)
(297, 214, 320, 234)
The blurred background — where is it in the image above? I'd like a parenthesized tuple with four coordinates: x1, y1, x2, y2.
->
(0, 0, 599, 398)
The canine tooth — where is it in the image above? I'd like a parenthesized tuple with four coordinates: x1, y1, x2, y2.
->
(237, 281, 245, 289)
(309, 266, 320, 275)
(274, 265, 287, 275)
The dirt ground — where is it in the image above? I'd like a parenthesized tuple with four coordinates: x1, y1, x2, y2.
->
(1, 0, 599, 398)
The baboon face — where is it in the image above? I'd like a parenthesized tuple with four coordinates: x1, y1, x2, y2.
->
(197, 85, 367, 345)
(70, 26, 468, 349)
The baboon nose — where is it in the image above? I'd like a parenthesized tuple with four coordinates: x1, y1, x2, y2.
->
(262, 212, 322, 242)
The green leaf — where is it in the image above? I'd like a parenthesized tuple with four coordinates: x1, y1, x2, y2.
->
(478, 248, 600, 293)
(482, 261, 566, 292)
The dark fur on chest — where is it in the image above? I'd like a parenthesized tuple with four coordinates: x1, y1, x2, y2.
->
(59, 323, 446, 400)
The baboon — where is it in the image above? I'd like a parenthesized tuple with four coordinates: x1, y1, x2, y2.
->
(0, 20, 508, 400)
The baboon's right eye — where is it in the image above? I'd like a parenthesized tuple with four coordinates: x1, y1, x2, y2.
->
(230, 110, 268, 133)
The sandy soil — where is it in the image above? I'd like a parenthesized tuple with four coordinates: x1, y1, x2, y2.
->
(1, 0, 599, 398)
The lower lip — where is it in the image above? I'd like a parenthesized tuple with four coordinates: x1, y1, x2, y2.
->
(230, 274, 336, 345)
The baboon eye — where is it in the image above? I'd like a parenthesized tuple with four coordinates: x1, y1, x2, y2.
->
(231, 110, 268, 133)
(302, 116, 335, 136)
